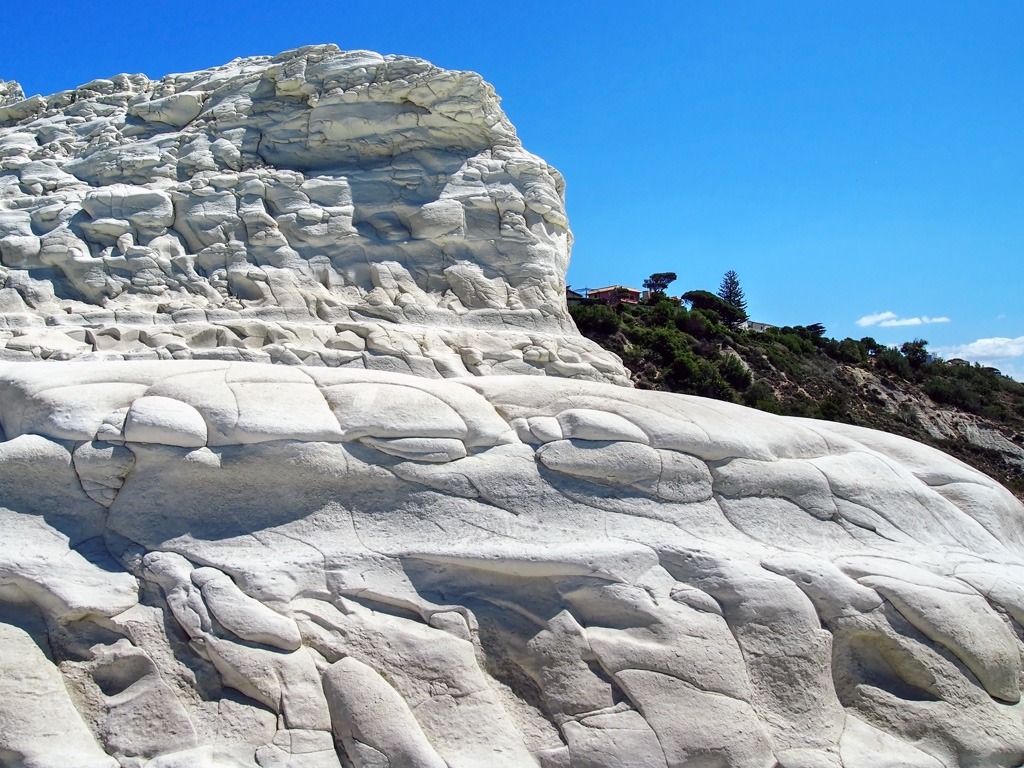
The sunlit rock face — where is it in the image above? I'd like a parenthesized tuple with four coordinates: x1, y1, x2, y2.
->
(1, 47, 1023, 768)
(0, 45, 628, 384)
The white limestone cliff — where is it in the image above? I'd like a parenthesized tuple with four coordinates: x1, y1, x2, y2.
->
(0, 45, 628, 384)
(0, 47, 1022, 768)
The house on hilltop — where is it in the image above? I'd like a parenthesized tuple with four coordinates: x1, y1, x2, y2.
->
(587, 285, 642, 306)
(738, 320, 776, 333)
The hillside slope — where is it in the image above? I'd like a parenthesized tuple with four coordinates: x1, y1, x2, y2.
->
(571, 299, 1024, 498)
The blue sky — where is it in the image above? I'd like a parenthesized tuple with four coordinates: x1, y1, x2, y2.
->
(3, 1, 1022, 377)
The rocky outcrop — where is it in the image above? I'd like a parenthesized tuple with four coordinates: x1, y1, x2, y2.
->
(854, 365, 1024, 472)
(0, 47, 1022, 768)
(1, 361, 1024, 767)
(0, 45, 627, 384)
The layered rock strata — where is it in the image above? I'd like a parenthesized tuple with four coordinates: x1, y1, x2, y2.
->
(0, 47, 1023, 768)
(0, 46, 628, 384)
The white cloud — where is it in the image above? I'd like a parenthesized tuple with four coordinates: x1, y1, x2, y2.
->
(879, 315, 951, 327)
(856, 311, 950, 328)
(879, 317, 921, 327)
(856, 311, 897, 327)
(935, 336, 1024, 363)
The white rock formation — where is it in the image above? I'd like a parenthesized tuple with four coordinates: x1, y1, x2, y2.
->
(1, 361, 1023, 767)
(0, 45, 628, 384)
(0, 47, 1022, 768)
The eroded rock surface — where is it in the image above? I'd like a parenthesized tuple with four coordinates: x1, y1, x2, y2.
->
(0, 361, 1022, 767)
(0, 45, 627, 384)
(1, 46, 1022, 768)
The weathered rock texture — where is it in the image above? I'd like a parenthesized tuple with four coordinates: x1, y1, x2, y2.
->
(3, 361, 1024, 768)
(0, 47, 1023, 768)
(0, 46, 627, 384)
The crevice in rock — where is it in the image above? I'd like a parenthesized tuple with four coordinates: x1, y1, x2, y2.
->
(471, 604, 567, 748)
(835, 630, 940, 704)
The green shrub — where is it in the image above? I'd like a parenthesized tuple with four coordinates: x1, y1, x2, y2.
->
(674, 308, 710, 338)
(743, 380, 782, 413)
(835, 338, 866, 364)
(719, 354, 752, 391)
(924, 377, 982, 413)
(692, 359, 735, 400)
(875, 347, 911, 379)
(649, 300, 677, 328)
(762, 343, 800, 377)
(816, 392, 850, 422)
(775, 331, 815, 356)
(570, 304, 619, 335)
(638, 327, 677, 360)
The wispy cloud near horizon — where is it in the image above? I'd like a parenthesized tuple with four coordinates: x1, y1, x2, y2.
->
(856, 311, 951, 328)
(880, 316, 951, 327)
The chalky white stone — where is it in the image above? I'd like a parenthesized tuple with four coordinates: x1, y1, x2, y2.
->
(0, 47, 1022, 768)
(0, 45, 628, 385)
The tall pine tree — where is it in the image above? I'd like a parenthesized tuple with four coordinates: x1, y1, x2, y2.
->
(717, 270, 747, 314)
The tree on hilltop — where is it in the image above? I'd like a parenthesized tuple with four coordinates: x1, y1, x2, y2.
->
(643, 272, 677, 295)
(717, 270, 747, 314)
(901, 339, 930, 368)
(681, 290, 747, 329)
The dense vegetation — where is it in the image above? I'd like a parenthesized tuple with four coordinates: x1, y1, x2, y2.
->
(570, 296, 1024, 497)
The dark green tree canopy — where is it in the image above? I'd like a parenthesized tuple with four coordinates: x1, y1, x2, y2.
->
(901, 339, 930, 368)
(681, 290, 747, 328)
(643, 272, 678, 294)
(717, 270, 747, 313)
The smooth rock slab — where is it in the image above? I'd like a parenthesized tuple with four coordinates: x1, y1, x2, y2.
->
(124, 396, 208, 447)
(0, 360, 1019, 767)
